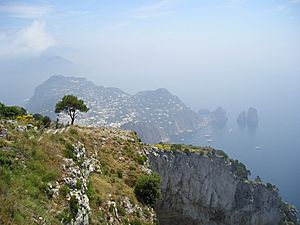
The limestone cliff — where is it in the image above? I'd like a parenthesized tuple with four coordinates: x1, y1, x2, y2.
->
(147, 147, 299, 225)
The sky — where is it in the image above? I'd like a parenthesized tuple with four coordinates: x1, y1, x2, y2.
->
(1, 0, 300, 210)
(0, 0, 299, 111)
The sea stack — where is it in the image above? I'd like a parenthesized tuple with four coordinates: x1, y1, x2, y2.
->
(237, 110, 247, 127)
(247, 107, 259, 125)
(237, 107, 259, 128)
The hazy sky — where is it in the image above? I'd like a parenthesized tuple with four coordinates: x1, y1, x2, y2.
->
(0, 0, 300, 110)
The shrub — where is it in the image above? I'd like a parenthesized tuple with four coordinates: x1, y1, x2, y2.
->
(69, 195, 79, 218)
(32, 114, 51, 128)
(117, 205, 126, 216)
(131, 219, 142, 225)
(135, 155, 147, 165)
(254, 176, 262, 183)
(64, 143, 76, 161)
(134, 173, 161, 207)
(117, 169, 123, 178)
(42, 116, 51, 128)
(76, 179, 82, 189)
(230, 159, 251, 179)
(16, 114, 34, 123)
(86, 181, 95, 199)
(170, 144, 182, 151)
(60, 185, 70, 197)
(266, 182, 278, 191)
(0, 103, 26, 119)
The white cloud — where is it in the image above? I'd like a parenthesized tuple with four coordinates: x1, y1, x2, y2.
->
(0, 2, 51, 19)
(0, 21, 55, 57)
(132, 0, 176, 19)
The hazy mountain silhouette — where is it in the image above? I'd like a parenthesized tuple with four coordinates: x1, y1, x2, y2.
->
(0, 55, 84, 106)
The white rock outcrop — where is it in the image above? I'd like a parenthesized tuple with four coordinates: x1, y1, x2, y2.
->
(61, 142, 101, 225)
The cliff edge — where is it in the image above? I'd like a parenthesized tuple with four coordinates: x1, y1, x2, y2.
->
(147, 146, 298, 225)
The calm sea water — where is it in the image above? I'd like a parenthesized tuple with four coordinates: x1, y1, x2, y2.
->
(170, 109, 300, 211)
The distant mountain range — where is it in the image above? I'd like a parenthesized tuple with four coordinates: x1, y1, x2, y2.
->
(26, 75, 206, 143)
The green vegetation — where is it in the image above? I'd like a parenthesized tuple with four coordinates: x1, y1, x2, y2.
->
(155, 143, 228, 157)
(0, 102, 51, 129)
(280, 201, 298, 225)
(0, 122, 157, 224)
(229, 159, 251, 179)
(33, 114, 51, 128)
(266, 182, 278, 191)
(155, 143, 250, 179)
(0, 102, 26, 119)
(135, 154, 147, 165)
(57, 195, 79, 224)
(69, 195, 79, 218)
(0, 127, 60, 224)
(55, 95, 89, 125)
(134, 173, 161, 207)
(254, 176, 262, 183)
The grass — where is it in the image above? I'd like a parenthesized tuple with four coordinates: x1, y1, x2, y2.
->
(0, 122, 157, 224)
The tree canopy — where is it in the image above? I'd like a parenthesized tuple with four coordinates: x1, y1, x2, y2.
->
(55, 95, 89, 125)
(0, 102, 27, 119)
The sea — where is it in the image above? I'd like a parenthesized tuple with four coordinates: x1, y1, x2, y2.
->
(170, 107, 300, 212)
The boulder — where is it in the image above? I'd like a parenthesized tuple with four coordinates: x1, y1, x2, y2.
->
(0, 128, 8, 139)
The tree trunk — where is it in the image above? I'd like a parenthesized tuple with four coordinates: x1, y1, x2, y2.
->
(71, 116, 75, 125)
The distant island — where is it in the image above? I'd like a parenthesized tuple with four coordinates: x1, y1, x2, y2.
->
(237, 107, 259, 128)
(26, 75, 207, 143)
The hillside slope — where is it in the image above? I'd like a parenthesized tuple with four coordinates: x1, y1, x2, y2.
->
(0, 122, 298, 225)
(0, 122, 156, 225)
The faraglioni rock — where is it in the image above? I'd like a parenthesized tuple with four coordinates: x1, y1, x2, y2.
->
(237, 108, 259, 128)
(237, 110, 247, 127)
(147, 148, 299, 225)
(247, 107, 259, 125)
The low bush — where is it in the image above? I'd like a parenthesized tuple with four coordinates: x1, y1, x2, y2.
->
(134, 173, 161, 207)
(230, 159, 251, 179)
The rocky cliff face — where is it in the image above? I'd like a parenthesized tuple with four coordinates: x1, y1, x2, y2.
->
(26, 75, 203, 143)
(147, 148, 299, 225)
